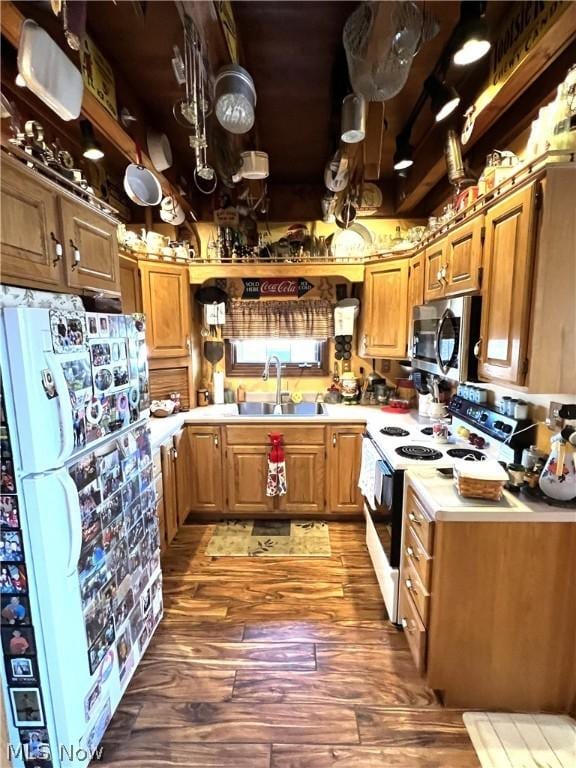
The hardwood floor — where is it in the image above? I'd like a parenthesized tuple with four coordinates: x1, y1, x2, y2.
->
(100, 522, 479, 767)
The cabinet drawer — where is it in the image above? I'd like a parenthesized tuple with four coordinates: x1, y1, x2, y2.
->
(405, 488, 434, 552)
(403, 524, 433, 588)
(401, 557, 430, 626)
(399, 581, 427, 674)
(153, 450, 162, 478)
(226, 424, 325, 445)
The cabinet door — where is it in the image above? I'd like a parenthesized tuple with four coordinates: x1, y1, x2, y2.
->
(445, 216, 483, 296)
(174, 428, 192, 527)
(226, 445, 274, 514)
(423, 241, 446, 302)
(119, 255, 142, 313)
(326, 426, 363, 514)
(59, 198, 120, 294)
(140, 262, 191, 358)
(278, 445, 325, 515)
(478, 184, 537, 385)
(189, 427, 224, 512)
(364, 259, 409, 358)
(160, 439, 178, 545)
(0, 160, 64, 289)
(408, 254, 424, 310)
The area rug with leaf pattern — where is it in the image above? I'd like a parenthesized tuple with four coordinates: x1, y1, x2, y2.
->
(204, 520, 331, 557)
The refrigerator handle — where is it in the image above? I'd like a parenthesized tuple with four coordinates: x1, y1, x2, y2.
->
(60, 471, 83, 577)
(45, 350, 74, 465)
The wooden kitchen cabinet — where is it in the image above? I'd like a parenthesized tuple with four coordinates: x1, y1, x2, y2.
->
(119, 254, 142, 314)
(188, 426, 224, 513)
(160, 437, 178, 546)
(408, 253, 424, 312)
(478, 183, 537, 385)
(1, 158, 63, 289)
(423, 240, 446, 302)
(423, 216, 483, 301)
(140, 261, 192, 358)
(278, 444, 325, 515)
(401, 479, 576, 711)
(326, 425, 364, 514)
(174, 427, 193, 526)
(152, 448, 166, 552)
(360, 258, 409, 358)
(60, 197, 120, 295)
(226, 445, 274, 514)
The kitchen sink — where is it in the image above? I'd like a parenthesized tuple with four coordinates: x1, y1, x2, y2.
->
(236, 402, 326, 416)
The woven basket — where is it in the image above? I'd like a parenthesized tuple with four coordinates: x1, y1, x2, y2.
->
(454, 471, 504, 501)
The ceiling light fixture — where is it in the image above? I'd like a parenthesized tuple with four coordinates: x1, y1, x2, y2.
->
(214, 65, 257, 135)
(80, 119, 104, 161)
(425, 75, 461, 122)
(452, 1, 491, 66)
(393, 133, 414, 171)
(341, 93, 366, 143)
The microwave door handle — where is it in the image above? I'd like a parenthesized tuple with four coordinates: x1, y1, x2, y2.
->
(59, 470, 83, 576)
(434, 309, 453, 376)
(45, 351, 74, 465)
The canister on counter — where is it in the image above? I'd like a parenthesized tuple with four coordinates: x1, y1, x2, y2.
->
(197, 388, 210, 407)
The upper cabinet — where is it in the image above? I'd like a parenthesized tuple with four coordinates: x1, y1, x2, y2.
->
(139, 261, 192, 358)
(60, 198, 120, 294)
(360, 258, 409, 358)
(478, 184, 537, 386)
(1, 159, 63, 289)
(0, 156, 120, 296)
(423, 216, 483, 301)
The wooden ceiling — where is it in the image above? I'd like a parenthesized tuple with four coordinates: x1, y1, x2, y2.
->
(5, 1, 572, 220)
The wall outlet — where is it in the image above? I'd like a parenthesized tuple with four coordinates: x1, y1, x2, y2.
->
(547, 401, 565, 429)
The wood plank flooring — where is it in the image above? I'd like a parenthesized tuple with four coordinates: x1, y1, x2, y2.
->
(100, 522, 479, 767)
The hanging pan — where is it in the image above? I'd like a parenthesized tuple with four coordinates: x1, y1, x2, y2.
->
(123, 143, 162, 206)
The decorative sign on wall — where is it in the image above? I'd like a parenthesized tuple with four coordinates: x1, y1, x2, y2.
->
(80, 36, 118, 119)
(242, 278, 314, 300)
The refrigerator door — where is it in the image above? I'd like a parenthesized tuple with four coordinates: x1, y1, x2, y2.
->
(22, 424, 162, 763)
(3, 308, 148, 474)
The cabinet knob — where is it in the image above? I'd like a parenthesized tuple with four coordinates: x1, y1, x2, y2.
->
(50, 232, 63, 266)
(332, 434, 337, 447)
(171, 448, 178, 461)
(401, 617, 408, 629)
(408, 511, 421, 525)
(406, 545, 419, 561)
(214, 435, 219, 449)
(473, 337, 483, 358)
(69, 239, 81, 269)
(405, 578, 416, 595)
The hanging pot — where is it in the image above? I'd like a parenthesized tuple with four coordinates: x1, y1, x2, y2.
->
(123, 145, 162, 207)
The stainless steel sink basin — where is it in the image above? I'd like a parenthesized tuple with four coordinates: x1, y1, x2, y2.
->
(236, 402, 326, 416)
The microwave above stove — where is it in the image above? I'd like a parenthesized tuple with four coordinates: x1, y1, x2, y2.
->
(410, 296, 481, 383)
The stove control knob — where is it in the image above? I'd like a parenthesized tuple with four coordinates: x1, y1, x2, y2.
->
(494, 421, 504, 430)
(480, 413, 489, 422)
(501, 424, 513, 434)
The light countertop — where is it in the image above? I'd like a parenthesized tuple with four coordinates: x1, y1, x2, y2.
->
(147, 403, 388, 449)
(405, 467, 576, 524)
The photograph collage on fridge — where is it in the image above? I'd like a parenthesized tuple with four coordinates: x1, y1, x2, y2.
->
(0, 305, 163, 768)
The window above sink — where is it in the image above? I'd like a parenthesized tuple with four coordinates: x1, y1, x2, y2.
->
(226, 338, 329, 376)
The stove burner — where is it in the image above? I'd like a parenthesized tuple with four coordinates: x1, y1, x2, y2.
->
(395, 445, 443, 461)
(380, 427, 410, 437)
(446, 448, 487, 461)
(421, 427, 433, 436)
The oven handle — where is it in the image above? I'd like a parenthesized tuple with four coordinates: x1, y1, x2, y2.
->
(362, 434, 393, 474)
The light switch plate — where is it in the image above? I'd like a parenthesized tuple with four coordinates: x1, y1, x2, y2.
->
(547, 401, 565, 428)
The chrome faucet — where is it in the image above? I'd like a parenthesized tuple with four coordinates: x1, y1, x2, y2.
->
(263, 354, 283, 411)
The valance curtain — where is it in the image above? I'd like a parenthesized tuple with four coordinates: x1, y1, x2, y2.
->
(223, 299, 334, 339)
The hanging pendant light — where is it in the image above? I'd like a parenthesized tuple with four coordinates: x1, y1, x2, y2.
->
(214, 65, 257, 135)
(425, 75, 461, 122)
(393, 133, 414, 171)
(80, 119, 104, 161)
(452, 1, 491, 67)
(341, 93, 366, 143)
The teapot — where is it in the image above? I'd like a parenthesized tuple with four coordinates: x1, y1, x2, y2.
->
(539, 432, 576, 501)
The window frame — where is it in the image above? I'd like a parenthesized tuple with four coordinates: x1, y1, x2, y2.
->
(225, 339, 330, 377)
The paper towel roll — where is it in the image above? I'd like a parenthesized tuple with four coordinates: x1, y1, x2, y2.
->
(213, 370, 225, 405)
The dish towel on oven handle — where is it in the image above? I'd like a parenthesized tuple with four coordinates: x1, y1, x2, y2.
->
(358, 437, 381, 511)
(267, 432, 287, 497)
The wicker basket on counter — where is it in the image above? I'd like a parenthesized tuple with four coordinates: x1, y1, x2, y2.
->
(453, 459, 509, 501)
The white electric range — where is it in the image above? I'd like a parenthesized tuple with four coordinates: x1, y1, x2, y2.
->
(361, 396, 534, 623)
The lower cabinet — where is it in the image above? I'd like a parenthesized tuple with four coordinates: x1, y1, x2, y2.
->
(278, 444, 325, 515)
(326, 426, 364, 514)
(152, 448, 166, 552)
(226, 445, 274, 514)
(160, 437, 178, 546)
(188, 426, 224, 513)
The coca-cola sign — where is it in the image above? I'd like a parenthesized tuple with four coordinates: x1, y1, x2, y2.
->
(242, 278, 313, 300)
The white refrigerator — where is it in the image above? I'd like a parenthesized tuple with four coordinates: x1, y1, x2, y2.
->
(0, 297, 163, 767)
